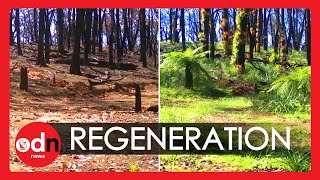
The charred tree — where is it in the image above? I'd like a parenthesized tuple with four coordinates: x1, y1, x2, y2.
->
(37, 9, 46, 67)
(57, 9, 65, 54)
(140, 8, 147, 67)
(180, 8, 186, 51)
(84, 9, 92, 63)
(70, 9, 85, 75)
(15, 9, 23, 55)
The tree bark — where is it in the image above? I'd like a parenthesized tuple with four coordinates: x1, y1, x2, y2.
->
(180, 8, 186, 51)
(306, 9, 311, 66)
(33, 9, 38, 43)
(140, 8, 147, 67)
(70, 9, 85, 75)
(45, 9, 51, 64)
(37, 9, 46, 66)
(57, 9, 65, 54)
(232, 8, 249, 72)
(91, 9, 98, 54)
(84, 9, 92, 63)
(15, 9, 23, 55)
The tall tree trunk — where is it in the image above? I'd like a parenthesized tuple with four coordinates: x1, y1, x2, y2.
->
(140, 8, 147, 67)
(221, 8, 232, 55)
(210, 9, 215, 59)
(232, 8, 249, 72)
(306, 9, 311, 66)
(67, 9, 72, 50)
(273, 9, 280, 55)
(91, 9, 98, 54)
(57, 9, 65, 54)
(174, 8, 179, 43)
(109, 9, 115, 66)
(263, 8, 268, 51)
(15, 9, 23, 55)
(256, 9, 263, 53)
(45, 9, 51, 64)
(70, 9, 85, 75)
(84, 9, 92, 63)
(10, 10, 14, 46)
(37, 9, 46, 66)
(115, 8, 122, 60)
(199, 8, 202, 33)
(98, 8, 103, 52)
(123, 9, 133, 51)
(203, 8, 210, 58)
(249, 9, 257, 58)
(169, 9, 173, 42)
(180, 8, 186, 51)
(33, 8, 38, 43)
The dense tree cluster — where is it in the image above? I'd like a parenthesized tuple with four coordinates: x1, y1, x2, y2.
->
(160, 8, 311, 70)
(10, 8, 159, 74)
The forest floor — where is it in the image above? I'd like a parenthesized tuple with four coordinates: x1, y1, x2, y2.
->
(160, 88, 310, 172)
(159, 42, 310, 172)
(10, 45, 159, 172)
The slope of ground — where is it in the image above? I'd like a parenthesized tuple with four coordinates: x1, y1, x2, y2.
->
(10, 45, 159, 172)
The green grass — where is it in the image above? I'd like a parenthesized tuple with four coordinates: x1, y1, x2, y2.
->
(160, 41, 311, 172)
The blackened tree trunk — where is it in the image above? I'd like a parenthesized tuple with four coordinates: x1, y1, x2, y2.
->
(199, 8, 202, 33)
(135, 84, 142, 112)
(37, 9, 46, 67)
(45, 9, 51, 64)
(273, 9, 280, 55)
(84, 9, 92, 63)
(70, 9, 85, 75)
(174, 8, 179, 43)
(98, 8, 103, 52)
(115, 9, 122, 60)
(57, 9, 65, 54)
(33, 9, 38, 43)
(249, 9, 257, 58)
(221, 8, 232, 55)
(20, 67, 28, 91)
(109, 9, 115, 66)
(180, 8, 186, 51)
(169, 9, 173, 42)
(10, 10, 14, 46)
(91, 9, 98, 54)
(210, 8, 215, 59)
(263, 8, 268, 51)
(232, 9, 249, 72)
(306, 9, 311, 66)
(203, 8, 210, 58)
(67, 8, 72, 50)
(123, 9, 133, 51)
(15, 9, 23, 55)
(140, 8, 147, 67)
(185, 63, 193, 89)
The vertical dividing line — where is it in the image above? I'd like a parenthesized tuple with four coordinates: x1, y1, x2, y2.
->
(157, 8, 161, 172)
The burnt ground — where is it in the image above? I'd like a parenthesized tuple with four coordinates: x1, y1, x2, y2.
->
(10, 45, 159, 172)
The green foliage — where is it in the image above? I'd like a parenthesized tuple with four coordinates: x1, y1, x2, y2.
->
(129, 164, 139, 172)
(160, 47, 214, 91)
(253, 67, 310, 114)
(269, 52, 279, 63)
(283, 150, 310, 172)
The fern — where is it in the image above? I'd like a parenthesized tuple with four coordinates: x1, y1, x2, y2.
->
(254, 67, 310, 114)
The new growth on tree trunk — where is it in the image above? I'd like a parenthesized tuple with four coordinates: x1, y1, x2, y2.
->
(232, 8, 249, 72)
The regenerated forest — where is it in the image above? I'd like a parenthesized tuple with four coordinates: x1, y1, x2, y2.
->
(160, 8, 310, 172)
(10, 8, 159, 172)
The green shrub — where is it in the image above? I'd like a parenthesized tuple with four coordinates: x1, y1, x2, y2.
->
(253, 66, 310, 114)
